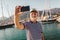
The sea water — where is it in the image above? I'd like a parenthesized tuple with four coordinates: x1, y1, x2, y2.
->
(0, 22, 60, 40)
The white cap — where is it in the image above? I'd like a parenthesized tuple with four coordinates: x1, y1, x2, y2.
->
(30, 9, 38, 13)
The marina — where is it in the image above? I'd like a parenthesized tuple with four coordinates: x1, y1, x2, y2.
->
(0, 22, 60, 40)
(0, 0, 60, 40)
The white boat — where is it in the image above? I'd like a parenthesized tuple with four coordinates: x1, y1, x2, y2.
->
(56, 16, 60, 22)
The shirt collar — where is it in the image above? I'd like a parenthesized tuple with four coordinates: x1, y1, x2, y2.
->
(30, 21, 38, 23)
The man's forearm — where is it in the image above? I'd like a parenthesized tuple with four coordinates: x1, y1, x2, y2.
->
(14, 14, 20, 28)
(14, 14, 24, 29)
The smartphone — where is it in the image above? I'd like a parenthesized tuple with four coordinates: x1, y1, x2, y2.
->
(21, 6, 30, 12)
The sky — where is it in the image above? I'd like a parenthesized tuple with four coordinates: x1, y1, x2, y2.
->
(0, 0, 60, 17)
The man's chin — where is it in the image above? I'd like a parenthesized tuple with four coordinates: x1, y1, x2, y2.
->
(31, 18, 36, 20)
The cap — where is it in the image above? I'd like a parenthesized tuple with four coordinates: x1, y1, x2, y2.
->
(30, 9, 38, 13)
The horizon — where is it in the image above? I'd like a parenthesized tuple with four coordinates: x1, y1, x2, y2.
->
(0, 0, 60, 17)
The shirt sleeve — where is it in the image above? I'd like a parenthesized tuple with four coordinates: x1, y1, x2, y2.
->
(23, 22, 29, 29)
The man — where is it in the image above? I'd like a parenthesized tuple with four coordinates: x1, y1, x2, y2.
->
(14, 6, 44, 40)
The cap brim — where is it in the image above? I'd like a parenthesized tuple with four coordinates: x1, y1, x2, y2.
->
(30, 9, 38, 13)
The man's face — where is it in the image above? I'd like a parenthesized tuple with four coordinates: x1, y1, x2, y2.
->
(30, 12, 38, 20)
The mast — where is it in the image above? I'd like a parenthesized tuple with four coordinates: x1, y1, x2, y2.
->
(1, 0, 4, 20)
(5, 0, 11, 18)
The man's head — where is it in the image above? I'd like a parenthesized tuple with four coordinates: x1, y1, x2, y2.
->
(30, 9, 38, 22)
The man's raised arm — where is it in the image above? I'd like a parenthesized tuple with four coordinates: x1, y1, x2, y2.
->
(14, 6, 24, 30)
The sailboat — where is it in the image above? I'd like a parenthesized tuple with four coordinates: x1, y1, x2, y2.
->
(0, 0, 13, 26)
(40, 10, 56, 22)
(47, 10, 56, 22)
(39, 0, 56, 22)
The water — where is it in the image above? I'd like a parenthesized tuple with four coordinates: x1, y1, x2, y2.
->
(0, 22, 60, 40)
(42, 22, 60, 40)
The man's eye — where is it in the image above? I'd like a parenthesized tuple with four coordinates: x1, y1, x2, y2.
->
(34, 13, 36, 15)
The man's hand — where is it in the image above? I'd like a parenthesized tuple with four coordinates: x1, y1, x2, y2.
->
(42, 33, 44, 40)
(14, 6, 23, 16)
